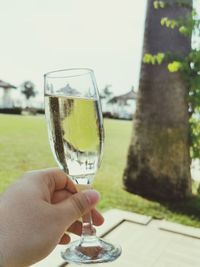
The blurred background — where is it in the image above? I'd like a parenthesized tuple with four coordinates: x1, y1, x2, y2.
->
(0, 0, 146, 117)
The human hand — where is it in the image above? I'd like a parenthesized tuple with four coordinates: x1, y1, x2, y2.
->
(0, 168, 103, 267)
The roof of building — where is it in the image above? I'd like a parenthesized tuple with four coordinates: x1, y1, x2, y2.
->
(0, 80, 16, 89)
(108, 87, 137, 104)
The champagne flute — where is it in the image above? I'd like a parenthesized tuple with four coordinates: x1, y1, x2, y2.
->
(44, 68, 121, 264)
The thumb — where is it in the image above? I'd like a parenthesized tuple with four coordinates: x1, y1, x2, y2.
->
(56, 189, 100, 224)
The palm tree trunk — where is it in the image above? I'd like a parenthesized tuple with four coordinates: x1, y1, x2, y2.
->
(123, 0, 192, 200)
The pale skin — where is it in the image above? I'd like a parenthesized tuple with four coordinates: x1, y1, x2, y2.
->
(0, 168, 103, 267)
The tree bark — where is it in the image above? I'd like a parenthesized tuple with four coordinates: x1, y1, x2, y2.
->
(123, 0, 192, 200)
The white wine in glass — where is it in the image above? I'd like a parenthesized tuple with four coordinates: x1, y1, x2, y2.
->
(44, 68, 121, 264)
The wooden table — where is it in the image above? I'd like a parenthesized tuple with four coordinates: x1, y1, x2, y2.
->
(31, 209, 200, 267)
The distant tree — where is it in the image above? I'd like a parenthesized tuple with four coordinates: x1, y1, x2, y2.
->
(100, 85, 113, 100)
(21, 81, 37, 101)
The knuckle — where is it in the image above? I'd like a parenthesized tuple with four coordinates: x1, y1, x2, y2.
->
(70, 194, 88, 216)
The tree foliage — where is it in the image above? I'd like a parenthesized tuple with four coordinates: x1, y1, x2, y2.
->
(143, 1, 200, 159)
(21, 81, 37, 100)
(100, 85, 113, 100)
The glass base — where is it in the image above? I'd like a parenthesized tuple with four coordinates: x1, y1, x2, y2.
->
(61, 238, 122, 264)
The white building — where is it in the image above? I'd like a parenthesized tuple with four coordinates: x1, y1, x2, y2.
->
(107, 88, 137, 119)
(0, 80, 22, 108)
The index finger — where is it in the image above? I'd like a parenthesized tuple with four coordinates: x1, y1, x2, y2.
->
(43, 168, 77, 193)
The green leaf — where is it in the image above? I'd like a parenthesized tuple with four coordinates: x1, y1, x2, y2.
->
(153, 1, 159, 9)
(156, 53, 165, 64)
(154, 1, 165, 9)
(143, 53, 153, 64)
(167, 61, 182, 72)
(159, 1, 165, 8)
(179, 25, 189, 36)
(161, 17, 167, 26)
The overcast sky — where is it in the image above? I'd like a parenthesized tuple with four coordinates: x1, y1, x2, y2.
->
(0, 0, 147, 97)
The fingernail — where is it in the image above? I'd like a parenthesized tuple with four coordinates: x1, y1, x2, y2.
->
(83, 189, 100, 205)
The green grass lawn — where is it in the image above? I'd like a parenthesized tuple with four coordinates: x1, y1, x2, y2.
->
(1, 114, 200, 227)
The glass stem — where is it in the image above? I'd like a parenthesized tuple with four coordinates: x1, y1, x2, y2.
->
(78, 212, 103, 259)
(81, 211, 96, 238)
(75, 183, 98, 243)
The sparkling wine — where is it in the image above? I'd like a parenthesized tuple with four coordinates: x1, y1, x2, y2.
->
(44, 69, 121, 264)
(45, 95, 104, 184)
